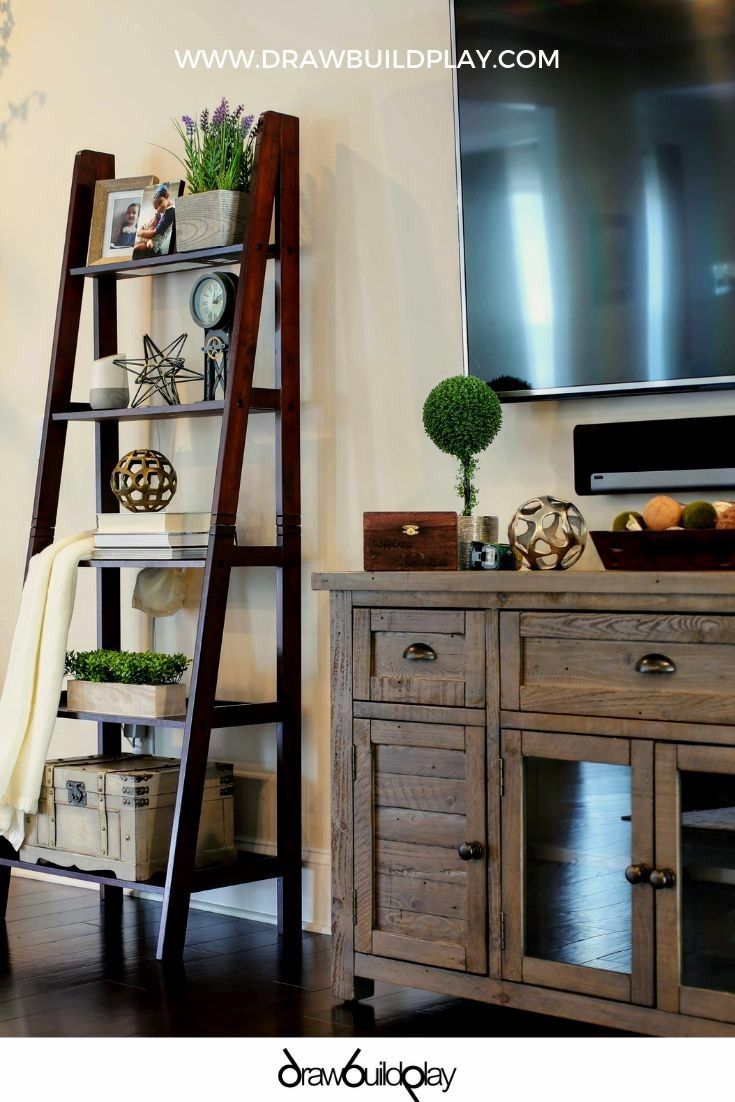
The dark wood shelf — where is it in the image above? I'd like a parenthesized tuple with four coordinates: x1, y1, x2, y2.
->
(79, 555, 208, 569)
(56, 692, 282, 729)
(16, 113, 302, 960)
(70, 242, 278, 280)
(52, 390, 281, 422)
(77, 545, 283, 569)
(0, 850, 282, 895)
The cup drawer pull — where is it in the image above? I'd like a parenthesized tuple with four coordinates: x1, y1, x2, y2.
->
(403, 643, 437, 662)
(635, 653, 676, 675)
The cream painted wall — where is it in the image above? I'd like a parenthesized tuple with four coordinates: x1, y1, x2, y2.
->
(1, 0, 733, 930)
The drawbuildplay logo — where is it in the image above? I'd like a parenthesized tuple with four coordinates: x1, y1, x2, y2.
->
(278, 1048, 457, 1099)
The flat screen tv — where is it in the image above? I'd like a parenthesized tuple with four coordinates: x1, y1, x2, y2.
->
(453, 0, 735, 401)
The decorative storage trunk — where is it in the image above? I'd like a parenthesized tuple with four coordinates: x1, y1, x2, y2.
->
(176, 190, 251, 251)
(364, 512, 458, 571)
(20, 755, 235, 882)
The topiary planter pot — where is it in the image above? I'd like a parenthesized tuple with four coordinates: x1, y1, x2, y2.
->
(66, 680, 186, 719)
(176, 190, 250, 252)
(457, 515, 499, 570)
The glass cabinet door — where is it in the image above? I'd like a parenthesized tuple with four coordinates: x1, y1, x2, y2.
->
(501, 730, 655, 1005)
(656, 743, 735, 1023)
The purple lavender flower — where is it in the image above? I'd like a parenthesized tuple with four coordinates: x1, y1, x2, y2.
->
(181, 114, 195, 136)
(200, 107, 209, 133)
(212, 97, 229, 127)
(233, 104, 244, 120)
(241, 113, 255, 135)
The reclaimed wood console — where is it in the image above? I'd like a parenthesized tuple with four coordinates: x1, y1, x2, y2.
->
(312, 571, 735, 1036)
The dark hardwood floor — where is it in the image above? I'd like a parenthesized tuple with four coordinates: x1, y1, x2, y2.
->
(0, 876, 631, 1037)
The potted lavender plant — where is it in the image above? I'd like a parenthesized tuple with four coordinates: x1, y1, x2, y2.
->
(172, 100, 259, 251)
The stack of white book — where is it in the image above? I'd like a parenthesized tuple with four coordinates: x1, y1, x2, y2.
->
(93, 512, 210, 559)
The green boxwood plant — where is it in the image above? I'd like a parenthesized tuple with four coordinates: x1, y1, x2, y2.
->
(423, 376, 502, 516)
(64, 650, 191, 686)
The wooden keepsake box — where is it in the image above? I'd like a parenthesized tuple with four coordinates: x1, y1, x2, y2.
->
(364, 512, 458, 571)
(20, 755, 236, 883)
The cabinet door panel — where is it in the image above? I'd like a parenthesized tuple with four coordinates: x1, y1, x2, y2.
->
(354, 719, 487, 974)
(656, 742, 735, 1023)
(375, 774, 466, 814)
(501, 729, 655, 1006)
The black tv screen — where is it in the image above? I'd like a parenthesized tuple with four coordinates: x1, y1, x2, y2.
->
(453, 0, 735, 400)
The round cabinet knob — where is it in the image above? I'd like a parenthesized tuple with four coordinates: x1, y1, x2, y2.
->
(625, 863, 651, 885)
(458, 841, 483, 861)
(650, 868, 677, 890)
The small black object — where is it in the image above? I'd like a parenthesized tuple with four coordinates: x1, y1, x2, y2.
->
(650, 868, 677, 890)
(189, 272, 239, 400)
(66, 780, 87, 807)
(470, 541, 518, 570)
(458, 841, 483, 860)
(624, 863, 651, 885)
(574, 414, 735, 496)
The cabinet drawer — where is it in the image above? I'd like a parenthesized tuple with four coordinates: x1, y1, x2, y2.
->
(353, 609, 485, 707)
(502, 612, 735, 724)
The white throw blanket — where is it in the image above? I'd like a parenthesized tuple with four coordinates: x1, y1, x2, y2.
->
(0, 532, 94, 849)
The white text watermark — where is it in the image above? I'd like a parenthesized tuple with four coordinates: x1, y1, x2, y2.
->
(174, 47, 559, 72)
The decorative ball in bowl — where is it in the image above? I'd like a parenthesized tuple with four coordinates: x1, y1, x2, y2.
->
(509, 496, 587, 570)
(110, 448, 178, 512)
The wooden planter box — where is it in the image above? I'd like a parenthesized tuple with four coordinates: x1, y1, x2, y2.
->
(176, 190, 250, 251)
(20, 755, 235, 882)
(66, 680, 186, 718)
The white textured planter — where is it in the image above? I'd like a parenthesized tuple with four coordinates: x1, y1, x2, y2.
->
(67, 680, 186, 719)
(176, 190, 251, 251)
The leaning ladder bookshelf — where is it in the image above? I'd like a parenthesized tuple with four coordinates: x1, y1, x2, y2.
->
(0, 110, 302, 960)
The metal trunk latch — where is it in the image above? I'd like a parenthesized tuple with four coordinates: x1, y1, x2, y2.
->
(66, 780, 87, 807)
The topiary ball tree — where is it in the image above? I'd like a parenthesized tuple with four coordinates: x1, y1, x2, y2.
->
(423, 376, 503, 516)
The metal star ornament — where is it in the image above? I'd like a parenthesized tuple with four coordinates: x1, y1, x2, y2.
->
(114, 334, 203, 407)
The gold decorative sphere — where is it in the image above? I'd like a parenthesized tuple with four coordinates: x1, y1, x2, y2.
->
(110, 448, 178, 512)
(509, 495, 587, 570)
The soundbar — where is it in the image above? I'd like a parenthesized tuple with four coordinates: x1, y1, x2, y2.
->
(574, 415, 735, 496)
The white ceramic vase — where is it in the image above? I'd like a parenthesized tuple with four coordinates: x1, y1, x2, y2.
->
(90, 354, 129, 410)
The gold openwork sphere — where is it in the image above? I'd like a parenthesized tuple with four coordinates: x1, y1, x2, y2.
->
(508, 495, 587, 570)
(110, 448, 178, 512)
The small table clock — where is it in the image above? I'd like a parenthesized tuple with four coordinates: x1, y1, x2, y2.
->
(189, 272, 239, 400)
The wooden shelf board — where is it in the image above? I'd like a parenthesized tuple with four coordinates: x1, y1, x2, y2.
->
(70, 243, 278, 279)
(52, 390, 280, 422)
(190, 851, 283, 892)
(79, 556, 208, 569)
(0, 850, 282, 895)
(77, 545, 283, 569)
(56, 693, 282, 729)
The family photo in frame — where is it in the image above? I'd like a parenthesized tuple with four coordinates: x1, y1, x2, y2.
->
(88, 176, 183, 264)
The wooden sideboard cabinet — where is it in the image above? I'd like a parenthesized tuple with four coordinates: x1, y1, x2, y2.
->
(312, 570, 735, 1037)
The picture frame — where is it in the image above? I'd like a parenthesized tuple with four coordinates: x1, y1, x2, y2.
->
(88, 175, 159, 265)
(132, 180, 185, 261)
